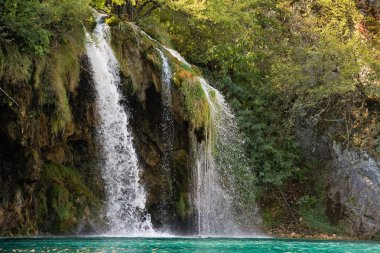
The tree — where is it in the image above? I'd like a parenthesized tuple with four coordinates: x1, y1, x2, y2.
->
(117, 0, 161, 21)
(92, 0, 162, 21)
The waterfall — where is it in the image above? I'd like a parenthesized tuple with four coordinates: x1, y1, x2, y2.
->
(156, 49, 175, 227)
(194, 78, 241, 236)
(157, 49, 174, 171)
(162, 46, 247, 236)
(85, 16, 154, 235)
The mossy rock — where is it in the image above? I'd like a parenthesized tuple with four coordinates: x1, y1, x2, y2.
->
(176, 192, 191, 220)
(173, 70, 210, 130)
(111, 21, 210, 134)
(36, 162, 102, 233)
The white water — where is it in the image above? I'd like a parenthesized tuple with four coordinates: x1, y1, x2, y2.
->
(157, 48, 174, 166)
(195, 78, 241, 236)
(156, 49, 175, 226)
(85, 16, 154, 235)
(161, 45, 245, 236)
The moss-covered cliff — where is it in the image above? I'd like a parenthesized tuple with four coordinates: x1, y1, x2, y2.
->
(0, 16, 215, 235)
(0, 37, 105, 235)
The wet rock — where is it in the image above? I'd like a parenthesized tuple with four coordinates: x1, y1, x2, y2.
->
(111, 24, 195, 233)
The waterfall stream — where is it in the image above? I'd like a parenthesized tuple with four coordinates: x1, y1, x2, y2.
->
(157, 49, 174, 171)
(161, 46, 245, 236)
(156, 49, 175, 227)
(85, 17, 254, 236)
(85, 16, 154, 235)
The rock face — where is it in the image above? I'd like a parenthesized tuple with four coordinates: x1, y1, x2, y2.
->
(295, 100, 380, 239)
(111, 23, 197, 233)
(0, 21, 209, 235)
(0, 56, 104, 236)
(327, 144, 380, 238)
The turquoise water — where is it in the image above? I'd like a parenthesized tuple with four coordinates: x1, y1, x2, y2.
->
(1, 237, 379, 252)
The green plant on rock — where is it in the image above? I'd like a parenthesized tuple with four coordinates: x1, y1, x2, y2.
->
(176, 192, 190, 220)
(37, 162, 101, 233)
(173, 69, 209, 131)
(299, 205, 346, 235)
(47, 42, 82, 137)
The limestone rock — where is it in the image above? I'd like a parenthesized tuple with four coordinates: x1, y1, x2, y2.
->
(327, 143, 380, 238)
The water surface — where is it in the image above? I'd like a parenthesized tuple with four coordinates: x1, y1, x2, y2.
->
(1, 237, 379, 252)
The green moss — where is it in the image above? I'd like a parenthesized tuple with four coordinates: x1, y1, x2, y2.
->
(110, 24, 137, 90)
(299, 206, 346, 235)
(1, 45, 33, 85)
(111, 22, 162, 93)
(209, 89, 216, 100)
(46, 41, 83, 137)
(84, 15, 97, 31)
(50, 184, 76, 231)
(37, 162, 101, 233)
(36, 190, 48, 226)
(0, 28, 84, 137)
(111, 22, 210, 132)
(173, 70, 210, 130)
(176, 192, 191, 220)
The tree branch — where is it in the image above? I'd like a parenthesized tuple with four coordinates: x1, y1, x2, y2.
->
(137, 0, 160, 15)
(0, 86, 19, 107)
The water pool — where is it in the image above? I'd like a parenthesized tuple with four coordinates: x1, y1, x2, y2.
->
(1, 237, 379, 252)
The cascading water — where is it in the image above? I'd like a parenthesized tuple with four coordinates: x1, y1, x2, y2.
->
(156, 49, 175, 227)
(85, 16, 154, 235)
(162, 46, 248, 236)
(194, 78, 242, 236)
(157, 49, 174, 171)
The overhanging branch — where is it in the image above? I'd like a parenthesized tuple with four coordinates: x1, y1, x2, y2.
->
(0, 86, 19, 107)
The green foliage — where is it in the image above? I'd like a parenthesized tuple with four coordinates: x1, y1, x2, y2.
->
(37, 162, 101, 233)
(0, 0, 89, 137)
(140, 0, 379, 192)
(273, 0, 379, 102)
(0, 45, 32, 84)
(92, 0, 163, 21)
(298, 203, 345, 235)
(134, 3, 379, 235)
(138, 0, 301, 189)
(0, 0, 88, 136)
(0, 0, 90, 56)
